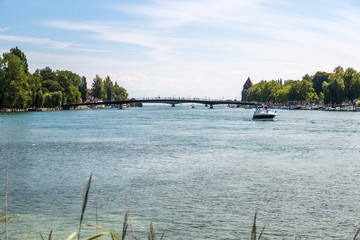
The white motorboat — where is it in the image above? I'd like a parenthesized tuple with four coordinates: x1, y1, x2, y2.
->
(253, 106, 277, 120)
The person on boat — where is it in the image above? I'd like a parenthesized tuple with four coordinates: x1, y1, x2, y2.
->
(264, 105, 268, 113)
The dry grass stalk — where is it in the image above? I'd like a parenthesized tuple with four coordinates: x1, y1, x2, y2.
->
(354, 228, 360, 240)
(127, 207, 135, 240)
(251, 211, 257, 240)
(147, 223, 154, 240)
(251, 211, 265, 240)
(122, 212, 128, 240)
(48, 229, 53, 240)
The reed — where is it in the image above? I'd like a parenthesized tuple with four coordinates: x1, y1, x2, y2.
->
(4, 130, 10, 240)
(251, 211, 265, 240)
(121, 213, 128, 240)
(78, 174, 93, 240)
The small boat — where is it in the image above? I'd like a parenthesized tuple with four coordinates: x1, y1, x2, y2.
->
(253, 106, 277, 120)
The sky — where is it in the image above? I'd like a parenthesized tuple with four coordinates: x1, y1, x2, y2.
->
(1, 0, 360, 99)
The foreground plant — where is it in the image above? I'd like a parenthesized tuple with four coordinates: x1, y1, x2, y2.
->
(24, 174, 165, 240)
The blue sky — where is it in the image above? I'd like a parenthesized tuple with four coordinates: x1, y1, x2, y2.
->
(1, 0, 360, 98)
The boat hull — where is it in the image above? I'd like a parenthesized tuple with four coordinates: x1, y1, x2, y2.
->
(253, 114, 276, 120)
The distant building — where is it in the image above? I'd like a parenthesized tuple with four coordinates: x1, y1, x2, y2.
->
(241, 77, 254, 101)
(88, 89, 93, 99)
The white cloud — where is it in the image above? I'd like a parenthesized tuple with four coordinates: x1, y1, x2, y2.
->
(0, 27, 10, 32)
(0, 34, 108, 53)
(0, 34, 73, 49)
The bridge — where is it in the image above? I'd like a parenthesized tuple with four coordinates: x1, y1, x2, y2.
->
(62, 97, 262, 109)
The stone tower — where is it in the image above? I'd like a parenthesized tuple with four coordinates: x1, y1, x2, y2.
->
(241, 77, 253, 101)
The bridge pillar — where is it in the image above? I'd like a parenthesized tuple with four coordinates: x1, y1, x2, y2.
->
(209, 104, 214, 109)
(171, 104, 175, 107)
(205, 104, 208, 107)
(119, 104, 123, 110)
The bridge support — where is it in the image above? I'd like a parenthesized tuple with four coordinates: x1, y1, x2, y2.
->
(119, 104, 123, 110)
(171, 104, 175, 107)
(205, 104, 208, 107)
(209, 104, 214, 109)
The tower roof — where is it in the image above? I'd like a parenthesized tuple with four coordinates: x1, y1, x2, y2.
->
(243, 77, 253, 90)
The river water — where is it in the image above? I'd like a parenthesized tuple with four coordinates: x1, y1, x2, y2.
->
(0, 106, 360, 239)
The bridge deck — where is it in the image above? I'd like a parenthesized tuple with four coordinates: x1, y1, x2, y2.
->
(63, 97, 262, 108)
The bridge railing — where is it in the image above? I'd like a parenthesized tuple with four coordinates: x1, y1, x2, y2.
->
(132, 97, 239, 101)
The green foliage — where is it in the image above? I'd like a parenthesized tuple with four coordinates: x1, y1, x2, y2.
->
(0, 52, 31, 109)
(104, 76, 115, 101)
(92, 75, 106, 100)
(325, 72, 346, 104)
(80, 76, 88, 101)
(312, 71, 329, 95)
(343, 68, 360, 101)
(288, 80, 315, 101)
(247, 66, 360, 105)
(43, 91, 63, 108)
(0, 47, 131, 110)
(10, 46, 29, 73)
(114, 82, 128, 100)
(34, 90, 44, 108)
(42, 79, 64, 93)
(39, 67, 56, 81)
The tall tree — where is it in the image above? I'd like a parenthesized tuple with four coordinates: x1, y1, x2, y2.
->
(104, 75, 115, 101)
(10, 46, 28, 73)
(343, 67, 360, 102)
(79, 76, 88, 101)
(325, 72, 345, 104)
(92, 75, 106, 100)
(28, 72, 42, 107)
(0, 52, 31, 109)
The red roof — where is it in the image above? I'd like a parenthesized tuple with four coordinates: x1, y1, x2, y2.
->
(243, 77, 253, 90)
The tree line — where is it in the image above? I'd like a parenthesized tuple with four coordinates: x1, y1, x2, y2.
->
(0, 47, 129, 110)
(247, 66, 360, 105)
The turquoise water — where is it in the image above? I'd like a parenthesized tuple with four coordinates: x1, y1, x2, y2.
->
(0, 106, 360, 239)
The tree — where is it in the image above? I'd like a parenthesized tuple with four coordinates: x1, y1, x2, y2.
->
(0, 52, 31, 109)
(327, 73, 345, 104)
(42, 79, 64, 93)
(34, 90, 44, 108)
(10, 46, 28, 73)
(28, 72, 42, 107)
(114, 82, 128, 100)
(247, 80, 268, 102)
(92, 75, 106, 100)
(288, 80, 315, 101)
(66, 84, 81, 103)
(39, 67, 56, 81)
(343, 67, 360, 102)
(302, 74, 312, 82)
(43, 91, 62, 108)
(57, 70, 81, 104)
(79, 76, 88, 102)
(104, 75, 115, 101)
(312, 72, 329, 95)
(274, 86, 290, 103)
